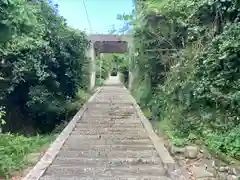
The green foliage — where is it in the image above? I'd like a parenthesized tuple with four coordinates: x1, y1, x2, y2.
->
(64, 88, 91, 120)
(191, 23, 240, 131)
(0, 133, 53, 178)
(0, 0, 89, 133)
(131, 0, 240, 160)
(95, 78, 105, 86)
(95, 53, 130, 86)
(115, 54, 129, 86)
(95, 54, 113, 80)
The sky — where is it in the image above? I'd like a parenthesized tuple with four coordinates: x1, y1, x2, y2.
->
(55, 0, 134, 34)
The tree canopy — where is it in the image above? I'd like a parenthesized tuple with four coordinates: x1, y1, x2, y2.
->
(0, 0, 90, 134)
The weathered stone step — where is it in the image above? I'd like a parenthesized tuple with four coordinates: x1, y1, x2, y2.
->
(68, 134, 149, 140)
(71, 128, 146, 135)
(72, 130, 146, 135)
(52, 157, 161, 166)
(86, 102, 134, 107)
(82, 111, 136, 115)
(75, 122, 143, 128)
(73, 126, 145, 132)
(94, 97, 132, 100)
(66, 134, 150, 142)
(81, 114, 138, 118)
(79, 118, 139, 123)
(41, 175, 171, 180)
(79, 118, 139, 122)
(78, 121, 140, 125)
(94, 94, 131, 96)
(93, 96, 132, 99)
(93, 100, 134, 104)
(86, 106, 135, 110)
(83, 114, 137, 118)
(44, 165, 166, 177)
(65, 138, 152, 146)
(82, 112, 137, 117)
(95, 95, 131, 98)
(70, 131, 149, 138)
(70, 131, 146, 136)
(57, 149, 159, 159)
(91, 104, 128, 107)
(95, 96, 131, 98)
(62, 144, 155, 151)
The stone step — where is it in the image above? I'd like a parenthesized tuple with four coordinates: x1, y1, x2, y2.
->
(73, 126, 145, 132)
(94, 94, 131, 97)
(81, 114, 138, 118)
(78, 118, 139, 123)
(61, 144, 155, 151)
(86, 103, 134, 107)
(41, 175, 171, 180)
(44, 165, 166, 177)
(82, 112, 137, 117)
(70, 132, 149, 138)
(77, 120, 140, 123)
(71, 128, 146, 135)
(96, 95, 131, 98)
(85, 107, 135, 111)
(67, 134, 150, 141)
(92, 100, 134, 104)
(87, 107, 136, 111)
(93, 98, 132, 100)
(93, 97, 132, 99)
(65, 138, 152, 146)
(52, 157, 162, 166)
(57, 149, 159, 159)
(74, 126, 146, 134)
(82, 112, 136, 115)
(75, 122, 143, 128)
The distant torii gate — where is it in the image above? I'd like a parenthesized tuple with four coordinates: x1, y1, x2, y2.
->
(87, 34, 133, 90)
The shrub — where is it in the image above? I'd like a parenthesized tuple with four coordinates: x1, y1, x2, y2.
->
(0, 0, 89, 134)
(130, 0, 240, 159)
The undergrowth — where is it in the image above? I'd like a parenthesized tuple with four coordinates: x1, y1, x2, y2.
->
(0, 87, 91, 179)
(0, 134, 54, 179)
(129, 0, 240, 162)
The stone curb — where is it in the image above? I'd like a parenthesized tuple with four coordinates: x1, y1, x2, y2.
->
(122, 85, 187, 180)
(22, 87, 102, 180)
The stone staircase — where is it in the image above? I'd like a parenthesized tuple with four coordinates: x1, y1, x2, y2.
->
(24, 77, 174, 180)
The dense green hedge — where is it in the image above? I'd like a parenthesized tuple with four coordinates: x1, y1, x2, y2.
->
(131, 0, 240, 159)
(0, 0, 90, 134)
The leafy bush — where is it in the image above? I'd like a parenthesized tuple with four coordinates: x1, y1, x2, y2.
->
(130, 0, 240, 159)
(0, 0, 89, 133)
(191, 23, 240, 132)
